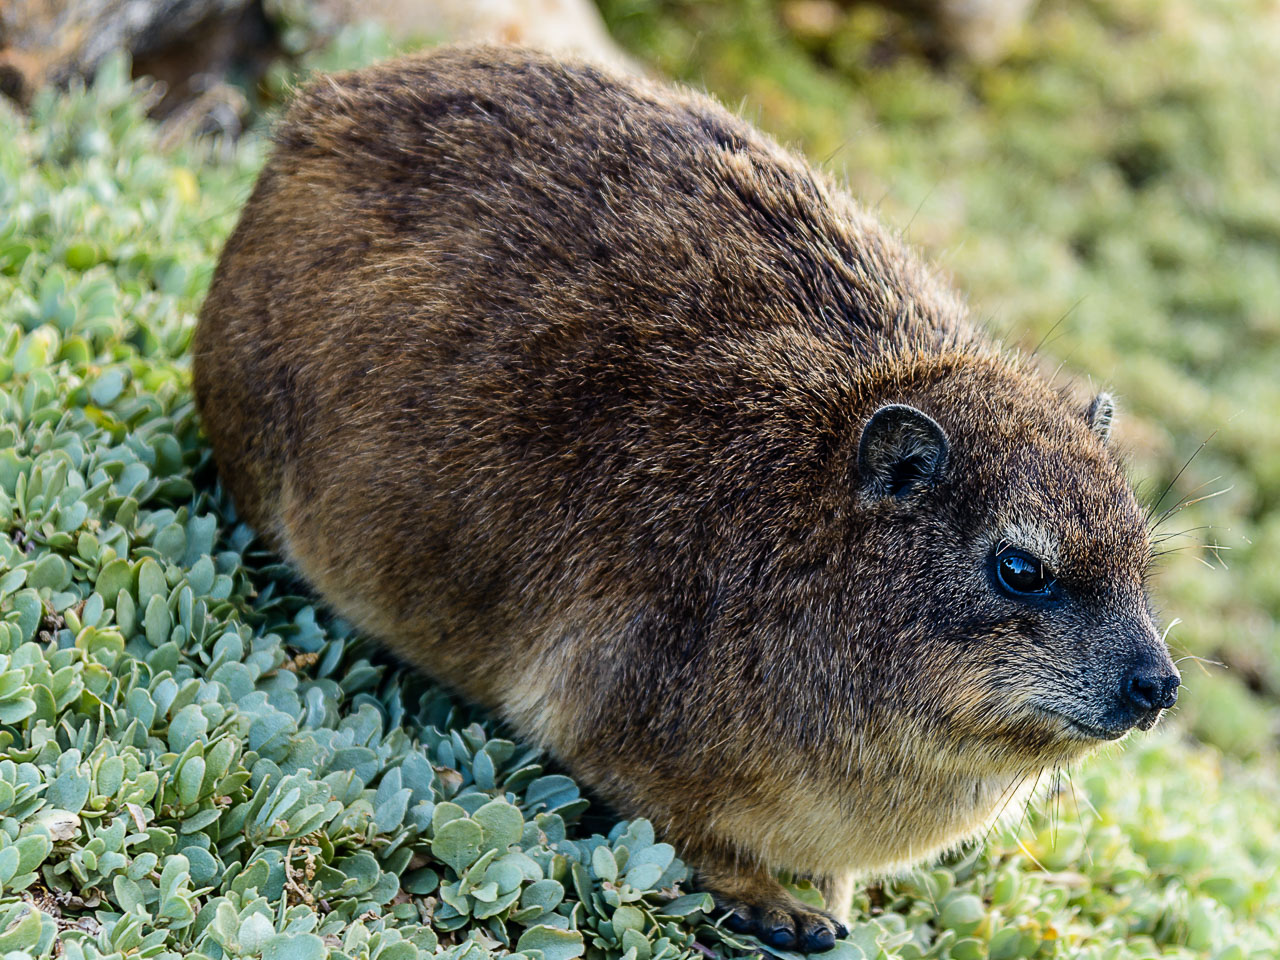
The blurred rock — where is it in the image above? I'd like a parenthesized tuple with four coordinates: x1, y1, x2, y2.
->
(1, 0, 638, 114)
(0, 0, 261, 105)
(782, 1, 845, 42)
(923, 0, 1035, 61)
(308, 0, 637, 73)
(783, 0, 1036, 62)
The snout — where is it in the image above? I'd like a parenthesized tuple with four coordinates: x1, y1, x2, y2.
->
(1034, 617, 1183, 742)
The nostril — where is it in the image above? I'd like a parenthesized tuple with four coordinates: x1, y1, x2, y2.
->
(1158, 674, 1180, 709)
(1125, 671, 1180, 712)
(1124, 672, 1161, 711)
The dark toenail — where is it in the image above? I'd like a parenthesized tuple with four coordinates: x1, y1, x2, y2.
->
(764, 926, 797, 949)
(724, 911, 752, 933)
(834, 922, 848, 939)
(804, 926, 836, 952)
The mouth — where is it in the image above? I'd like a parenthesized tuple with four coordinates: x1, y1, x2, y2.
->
(1134, 710, 1163, 732)
(1035, 707, 1131, 742)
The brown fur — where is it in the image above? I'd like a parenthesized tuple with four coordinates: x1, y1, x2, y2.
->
(194, 46, 1178, 952)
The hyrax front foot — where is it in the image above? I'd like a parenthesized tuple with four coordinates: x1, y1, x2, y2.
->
(706, 868, 848, 953)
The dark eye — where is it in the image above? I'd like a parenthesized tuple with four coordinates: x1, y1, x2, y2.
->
(993, 547, 1056, 599)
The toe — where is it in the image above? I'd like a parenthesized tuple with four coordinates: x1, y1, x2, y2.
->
(795, 907, 848, 953)
(722, 906, 753, 934)
(799, 919, 836, 952)
(759, 909, 798, 950)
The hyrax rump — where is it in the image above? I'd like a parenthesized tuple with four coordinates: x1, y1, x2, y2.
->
(195, 46, 1180, 952)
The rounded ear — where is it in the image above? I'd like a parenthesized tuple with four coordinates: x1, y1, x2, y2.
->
(858, 404, 949, 499)
(1086, 392, 1115, 444)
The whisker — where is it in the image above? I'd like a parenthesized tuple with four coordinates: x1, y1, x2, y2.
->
(1162, 619, 1223, 677)
(1150, 544, 1222, 560)
(1012, 768, 1044, 847)
(818, 139, 852, 168)
(1016, 837, 1049, 874)
(1151, 525, 1219, 545)
(1063, 766, 1094, 867)
(982, 767, 1037, 849)
(1052, 766, 1062, 850)
(1144, 431, 1218, 529)
(1172, 654, 1223, 670)
(905, 183, 939, 234)
(1150, 476, 1223, 527)
(1152, 485, 1234, 533)
(1030, 298, 1085, 359)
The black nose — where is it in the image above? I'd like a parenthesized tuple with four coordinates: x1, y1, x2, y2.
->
(1124, 669, 1180, 712)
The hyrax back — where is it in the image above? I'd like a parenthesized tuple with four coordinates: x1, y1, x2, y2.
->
(195, 46, 1178, 952)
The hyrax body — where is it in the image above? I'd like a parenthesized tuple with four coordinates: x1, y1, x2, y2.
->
(195, 47, 1179, 952)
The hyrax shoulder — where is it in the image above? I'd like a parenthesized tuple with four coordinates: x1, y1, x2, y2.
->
(195, 46, 1178, 953)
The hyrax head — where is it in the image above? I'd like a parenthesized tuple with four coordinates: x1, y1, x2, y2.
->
(848, 354, 1179, 772)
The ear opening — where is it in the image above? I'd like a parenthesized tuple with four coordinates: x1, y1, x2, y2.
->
(1087, 392, 1115, 444)
(858, 404, 949, 499)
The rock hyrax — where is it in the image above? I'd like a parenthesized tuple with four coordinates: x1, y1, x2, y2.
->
(194, 46, 1180, 953)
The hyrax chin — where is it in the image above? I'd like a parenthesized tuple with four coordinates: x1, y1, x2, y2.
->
(194, 45, 1180, 952)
